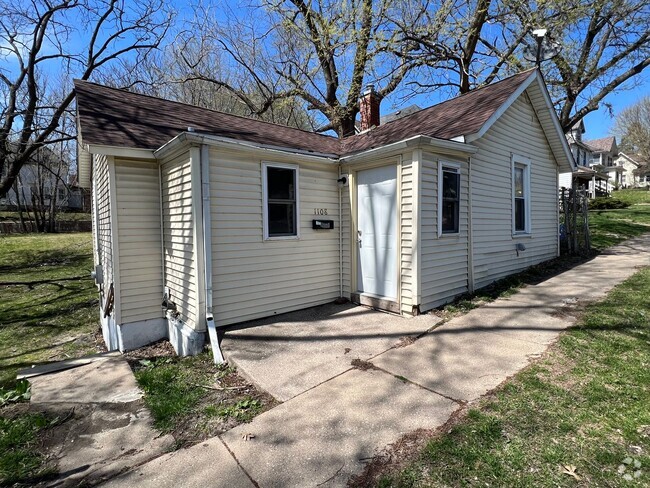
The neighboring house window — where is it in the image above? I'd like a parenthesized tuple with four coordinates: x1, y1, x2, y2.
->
(438, 163, 460, 236)
(512, 155, 531, 234)
(262, 162, 299, 239)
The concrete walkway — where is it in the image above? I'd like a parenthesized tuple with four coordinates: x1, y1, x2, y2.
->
(102, 235, 650, 488)
(25, 354, 174, 487)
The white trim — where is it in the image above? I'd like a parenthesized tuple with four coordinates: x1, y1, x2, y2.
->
(531, 75, 576, 172)
(262, 162, 301, 241)
(85, 144, 155, 160)
(190, 147, 206, 331)
(155, 132, 339, 162)
(107, 156, 121, 325)
(467, 157, 475, 293)
(438, 161, 461, 237)
(341, 135, 478, 164)
(465, 71, 537, 143)
(511, 154, 532, 236)
(412, 149, 422, 306)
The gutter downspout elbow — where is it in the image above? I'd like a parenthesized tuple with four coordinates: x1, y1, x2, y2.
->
(200, 143, 224, 364)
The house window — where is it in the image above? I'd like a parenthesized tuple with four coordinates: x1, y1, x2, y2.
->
(512, 156, 531, 234)
(262, 163, 299, 239)
(438, 164, 460, 235)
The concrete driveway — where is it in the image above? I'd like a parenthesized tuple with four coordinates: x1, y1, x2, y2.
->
(221, 303, 442, 401)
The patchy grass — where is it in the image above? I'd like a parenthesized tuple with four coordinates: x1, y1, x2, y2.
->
(589, 206, 650, 250)
(439, 253, 593, 318)
(0, 408, 57, 486)
(0, 233, 101, 486)
(129, 343, 275, 448)
(0, 233, 101, 388)
(363, 267, 650, 488)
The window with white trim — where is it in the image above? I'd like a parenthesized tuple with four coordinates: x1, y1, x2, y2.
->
(262, 163, 299, 239)
(438, 163, 460, 236)
(512, 155, 531, 234)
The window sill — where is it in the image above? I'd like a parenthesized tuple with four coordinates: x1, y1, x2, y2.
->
(512, 233, 532, 238)
(264, 235, 300, 241)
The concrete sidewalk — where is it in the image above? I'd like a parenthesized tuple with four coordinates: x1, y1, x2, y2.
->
(102, 235, 650, 488)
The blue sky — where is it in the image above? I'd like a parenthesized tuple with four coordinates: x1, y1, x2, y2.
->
(581, 79, 649, 140)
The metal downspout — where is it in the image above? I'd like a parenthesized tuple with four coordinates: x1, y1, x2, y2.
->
(200, 144, 224, 363)
(339, 165, 343, 298)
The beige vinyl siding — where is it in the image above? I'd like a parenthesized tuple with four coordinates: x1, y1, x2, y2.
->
(400, 155, 413, 315)
(114, 159, 163, 323)
(93, 154, 113, 297)
(420, 152, 470, 310)
(472, 94, 559, 289)
(210, 148, 341, 326)
(161, 153, 198, 329)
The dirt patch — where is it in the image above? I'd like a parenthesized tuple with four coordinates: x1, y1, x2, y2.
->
(350, 359, 376, 371)
(348, 407, 469, 487)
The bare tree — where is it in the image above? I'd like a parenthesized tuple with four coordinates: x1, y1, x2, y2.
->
(614, 96, 650, 163)
(388, 0, 650, 132)
(0, 0, 172, 197)
(178, 0, 429, 137)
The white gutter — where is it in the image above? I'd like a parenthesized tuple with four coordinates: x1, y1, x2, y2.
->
(338, 165, 343, 298)
(84, 143, 156, 160)
(155, 132, 339, 163)
(199, 143, 224, 364)
(467, 156, 475, 293)
(340, 135, 478, 164)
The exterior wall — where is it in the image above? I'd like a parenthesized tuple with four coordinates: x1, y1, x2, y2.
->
(114, 159, 163, 324)
(209, 148, 341, 326)
(400, 154, 414, 315)
(471, 95, 559, 289)
(419, 152, 470, 311)
(93, 154, 113, 298)
(160, 152, 199, 330)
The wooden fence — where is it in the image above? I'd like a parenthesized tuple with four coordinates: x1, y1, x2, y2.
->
(559, 188, 590, 255)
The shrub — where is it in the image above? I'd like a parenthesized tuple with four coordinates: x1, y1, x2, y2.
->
(589, 198, 630, 210)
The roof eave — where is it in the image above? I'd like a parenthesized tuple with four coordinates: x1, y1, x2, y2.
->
(340, 135, 477, 164)
(83, 143, 156, 160)
(154, 131, 340, 163)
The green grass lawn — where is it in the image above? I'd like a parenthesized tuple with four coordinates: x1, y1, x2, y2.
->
(0, 233, 100, 387)
(589, 189, 650, 250)
(0, 233, 100, 486)
(374, 267, 650, 488)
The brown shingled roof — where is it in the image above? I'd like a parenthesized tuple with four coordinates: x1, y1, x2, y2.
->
(75, 81, 341, 155)
(584, 136, 616, 153)
(75, 69, 536, 157)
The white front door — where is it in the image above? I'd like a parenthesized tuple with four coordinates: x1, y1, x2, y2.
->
(357, 165, 398, 299)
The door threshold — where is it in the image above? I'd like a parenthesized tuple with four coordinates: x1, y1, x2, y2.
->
(351, 293, 400, 314)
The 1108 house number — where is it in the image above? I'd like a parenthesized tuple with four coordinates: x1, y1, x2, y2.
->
(313, 208, 328, 215)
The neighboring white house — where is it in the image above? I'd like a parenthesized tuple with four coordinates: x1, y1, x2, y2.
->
(615, 152, 649, 188)
(560, 124, 626, 197)
(75, 68, 575, 360)
(1, 149, 84, 210)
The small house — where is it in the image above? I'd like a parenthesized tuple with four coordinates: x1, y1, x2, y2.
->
(75, 69, 575, 360)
